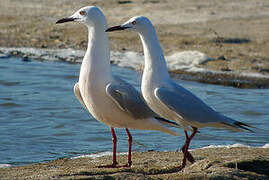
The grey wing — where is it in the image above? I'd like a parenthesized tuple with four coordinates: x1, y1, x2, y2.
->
(106, 77, 156, 119)
(154, 86, 223, 124)
(74, 82, 87, 110)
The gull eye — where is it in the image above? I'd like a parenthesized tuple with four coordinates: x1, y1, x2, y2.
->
(132, 21, 136, 25)
(79, 11, 85, 16)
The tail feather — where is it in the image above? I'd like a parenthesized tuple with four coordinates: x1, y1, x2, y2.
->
(155, 116, 181, 128)
(233, 121, 254, 132)
(233, 121, 269, 134)
(220, 115, 254, 132)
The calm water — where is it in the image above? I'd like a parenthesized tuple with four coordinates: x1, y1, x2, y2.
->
(0, 56, 268, 166)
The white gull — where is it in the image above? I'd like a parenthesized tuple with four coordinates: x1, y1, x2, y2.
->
(56, 7, 178, 168)
(106, 16, 253, 170)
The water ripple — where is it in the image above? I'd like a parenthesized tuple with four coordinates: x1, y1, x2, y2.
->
(0, 103, 21, 107)
(0, 80, 20, 86)
(242, 110, 266, 116)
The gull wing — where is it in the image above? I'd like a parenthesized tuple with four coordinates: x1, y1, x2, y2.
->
(73, 82, 87, 110)
(106, 78, 155, 119)
(155, 84, 253, 131)
(154, 86, 223, 125)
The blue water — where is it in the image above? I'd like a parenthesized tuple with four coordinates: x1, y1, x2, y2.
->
(0, 56, 268, 166)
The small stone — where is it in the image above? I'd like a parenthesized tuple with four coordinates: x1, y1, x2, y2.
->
(22, 56, 31, 62)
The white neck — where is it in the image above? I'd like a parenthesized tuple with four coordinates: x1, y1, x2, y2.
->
(79, 24, 112, 85)
(139, 26, 170, 83)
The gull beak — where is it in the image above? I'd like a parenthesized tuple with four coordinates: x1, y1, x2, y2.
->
(105, 25, 129, 32)
(56, 17, 77, 24)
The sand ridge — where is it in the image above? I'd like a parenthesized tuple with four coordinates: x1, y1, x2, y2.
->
(1, 0, 269, 79)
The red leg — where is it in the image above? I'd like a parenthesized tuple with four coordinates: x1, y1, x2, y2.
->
(181, 134, 194, 163)
(111, 127, 118, 166)
(177, 127, 198, 170)
(97, 127, 119, 168)
(181, 144, 195, 163)
(186, 127, 197, 163)
(114, 128, 132, 168)
(181, 127, 197, 163)
(124, 128, 132, 167)
(177, 130, 189, 170)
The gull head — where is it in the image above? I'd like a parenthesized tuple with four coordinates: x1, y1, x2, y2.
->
(106, 16, 154, 34)
(56, 6, 106, 28)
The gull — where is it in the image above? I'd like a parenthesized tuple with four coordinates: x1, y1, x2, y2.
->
(106, 16, 253, 170)
(56, 7, 179, 168)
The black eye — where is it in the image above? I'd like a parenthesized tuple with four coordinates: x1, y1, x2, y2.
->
(132, 21, 136, 25)
(79, 11, 85, 15)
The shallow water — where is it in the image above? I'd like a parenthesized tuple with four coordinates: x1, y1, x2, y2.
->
(0, 56, 268, 166)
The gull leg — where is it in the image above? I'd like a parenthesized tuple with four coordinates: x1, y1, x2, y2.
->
(177, 130, 190, 170)
(123, 128, 132, 167)
(111, 127, 118, 166)
(185, 127, 197, 163)
(181, 144, 195, 163)
(97, 127, 119, 168)
(114, 128, 132, 168)
(177, 127, 197, 170)
(181, 127, 197, 163)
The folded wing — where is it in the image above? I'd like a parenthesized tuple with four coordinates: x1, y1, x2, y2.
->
(154, 85, 252, 131)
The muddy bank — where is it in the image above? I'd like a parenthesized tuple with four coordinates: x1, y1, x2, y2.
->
(1, 147, 269, 179)
(171, 70, 269, 88)
(1, 47, 269, 88)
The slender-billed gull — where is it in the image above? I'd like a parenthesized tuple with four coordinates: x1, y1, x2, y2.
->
(106, 16, 253, 170)
(56, 7, 179, 168)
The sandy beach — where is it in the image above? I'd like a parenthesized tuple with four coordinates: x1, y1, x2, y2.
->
(1, 0, 269, 87)
(1, 147, 269, 179)
(1, 0, 269, 179)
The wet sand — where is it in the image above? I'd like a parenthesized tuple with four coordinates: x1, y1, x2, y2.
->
(1, 147, 269, 179)
(1, 0, 269, 87)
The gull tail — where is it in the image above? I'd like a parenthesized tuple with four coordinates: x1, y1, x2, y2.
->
(150, 116, 180, 136)
(155, 116, 181, 128)
(231, 121, 254, 132)
(233, 121, 254, 132)
(221, 115, 255, 132)
(230, 120, 269, 134)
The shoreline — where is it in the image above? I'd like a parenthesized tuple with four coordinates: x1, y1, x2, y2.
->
(1, 47, 269, 88)
(1, 147, 269, 179)
(2, 143, 268, 168)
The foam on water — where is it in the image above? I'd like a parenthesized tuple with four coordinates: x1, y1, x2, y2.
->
(199, 143, 269, 150)
(71, 143, 269, 159)
(111, 50, 213, 72)
(0, 164, 12, 168)
(71, 152, 127, 160)
(199, 143, 251, 149)
(1, 47, 269, 79)
(262, 143, 269, 148)
(166, 51, 212, 71)
(0, 47, 85, 62)
(111, 51, 144, 70)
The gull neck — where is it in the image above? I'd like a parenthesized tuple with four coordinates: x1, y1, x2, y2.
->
(139, 26, 170, 81)
(79, 23, 112, 84)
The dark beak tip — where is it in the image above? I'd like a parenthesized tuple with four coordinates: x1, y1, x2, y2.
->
(106, 25, 127, 32)
(55, 20, 62, 24)
(56, 17, 75, 24)
(105, 26, 117, 32)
